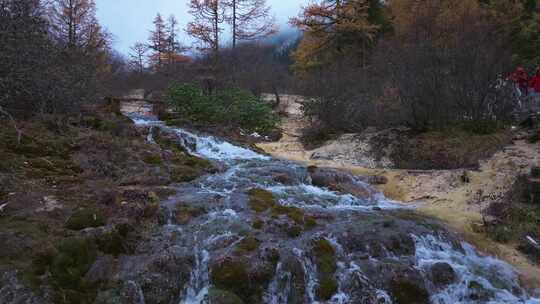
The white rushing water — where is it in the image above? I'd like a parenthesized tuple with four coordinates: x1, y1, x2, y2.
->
(127, 113, 540, 304)
(414, 234, 540, 304)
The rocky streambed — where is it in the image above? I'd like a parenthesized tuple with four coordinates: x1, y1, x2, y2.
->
(95, 114, 539, 304)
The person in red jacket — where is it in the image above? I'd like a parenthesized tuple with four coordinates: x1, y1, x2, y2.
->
(510, 66, 530, 97)
(530, 68, 540, 95)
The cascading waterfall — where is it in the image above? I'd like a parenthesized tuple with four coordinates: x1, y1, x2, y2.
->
(126, 113, 540, 304)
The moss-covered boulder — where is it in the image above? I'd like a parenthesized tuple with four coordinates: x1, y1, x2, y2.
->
(312, 238, 338, 300)
(95, 227, 131, 256)
(65, 208, 106, 230)
(248, 188, 277, 212)
(389, 272, 429, 304)
(51, 237, 97, 290)
(210, 259, 250, 300)
(208, 288, 245, 304)
(235, 236, 260, 253)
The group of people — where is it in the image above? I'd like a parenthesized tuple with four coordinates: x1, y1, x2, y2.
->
(509, 66, 540, 100)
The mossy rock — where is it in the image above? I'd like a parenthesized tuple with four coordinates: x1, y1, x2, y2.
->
(236, 236, 260, 253)
(210, 259, 250, 299)
(252, 219, 264, 230)
(95, 228, 130, 256)
(248, 188, 277, 213)
(143, 152, 163, 165)
(389, 276, 430, 304)
(272, 205, 305, 225)
(312, 238, 338, 301)
(304, 216, 317, 229)
(170, 165, 202, 183)
(174, 205, 206, 224)
(316, 276, 338, 301)
(50, 237, 97, 290)
(208, 288, 245, 304)
(286, 225, 303, 238)
(65, 208, 106, 230)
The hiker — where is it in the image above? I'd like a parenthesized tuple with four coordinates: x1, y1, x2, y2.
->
(530, 68, 540, 97)
(509, 66, 530, 97)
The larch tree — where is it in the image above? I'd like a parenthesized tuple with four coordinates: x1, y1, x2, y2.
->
(186, 0, 225, 63)
(49, 0, 108, 51)
(129, 42, 148, 74)
(148, 13, 168, 71)
(224, 0, 277, 50)
(290, 0, 379, 74)
(165, 15, 187, 66)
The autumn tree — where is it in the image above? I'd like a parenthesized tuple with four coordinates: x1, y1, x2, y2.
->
(165, 15, 186, 66)
(49, 0, 108, 51)
(129, 42, 148, 74)
(224, 0, 277, 49)
(148, 13, 168, 71)
(186, 0, 225, 63)
(290, 0, 379, 73)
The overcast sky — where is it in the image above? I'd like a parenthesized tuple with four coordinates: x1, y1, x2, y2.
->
(95, 0, 309, 55)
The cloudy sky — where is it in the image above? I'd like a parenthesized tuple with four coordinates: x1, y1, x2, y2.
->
(95, 0, 309, 55)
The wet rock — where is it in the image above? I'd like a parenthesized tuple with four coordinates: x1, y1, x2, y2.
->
(273, 173, 295, 185)
(121, 281, 146, 304)
(116, 246, 192, 304)
(308, 167, 372, 199)
(280, 255, 306, 304)
(430, 262, 456, 288)
(84, 255, 116, 285)
(389, 270, 429, 304)
(467, 281, 494, 301)
(0, 270, 47, 304)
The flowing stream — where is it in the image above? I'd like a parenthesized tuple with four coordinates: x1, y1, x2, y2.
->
(128, 113, 540, 304)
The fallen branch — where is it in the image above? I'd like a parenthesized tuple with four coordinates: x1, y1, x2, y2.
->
(0, 106, 22, 144)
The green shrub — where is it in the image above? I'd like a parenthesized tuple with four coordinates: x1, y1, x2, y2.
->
(165, 83, 278, 133)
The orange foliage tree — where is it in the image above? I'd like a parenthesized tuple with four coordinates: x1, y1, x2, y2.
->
(186, 0, 225, 63)
(290, 0, 379, 73)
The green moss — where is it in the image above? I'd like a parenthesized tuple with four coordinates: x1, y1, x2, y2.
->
(390, 277, 429, 304)
(236, 236, 260, 253)
(95, 229, 129, 256)
(286, 225, 303, 238)
(272, 205, 305, 225)
(208, 288, 245, 304)
(170, 165, 202, 183)
(210, 259, 250, 299)
(51, 237, 97, 290)
(65, 208, 106, 230)
(175, 205, 206, 224)
(248, 188, 277, 213)
(304, 216, 317, 229)
(143, 153, 163, 165)
(317, 277, 338, 300)
(312, 238, 338, 301)
(252, 219, 264, 230)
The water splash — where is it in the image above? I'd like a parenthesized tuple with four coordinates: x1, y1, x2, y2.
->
(414, 234, 537, 304)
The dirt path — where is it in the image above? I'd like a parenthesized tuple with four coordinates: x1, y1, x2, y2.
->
(257, 98, 540, 293)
